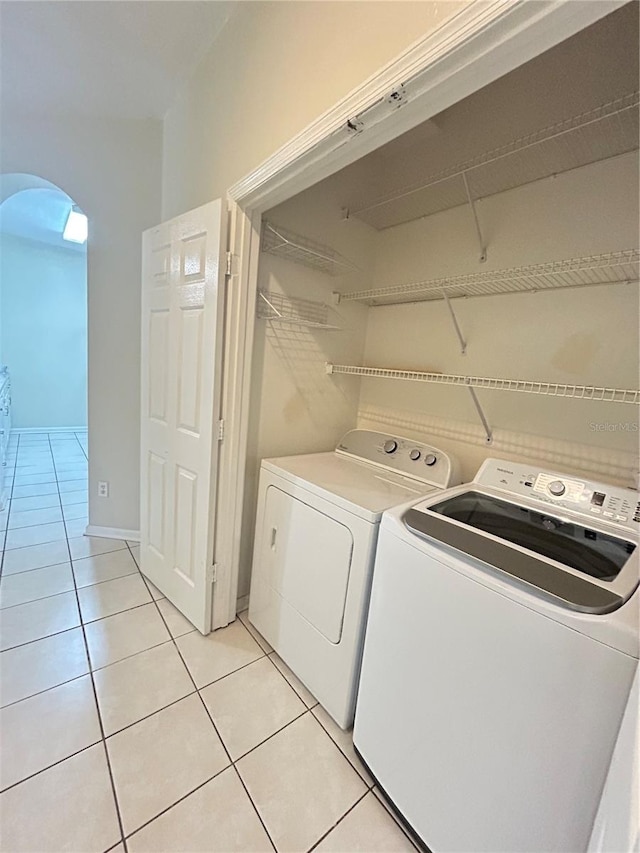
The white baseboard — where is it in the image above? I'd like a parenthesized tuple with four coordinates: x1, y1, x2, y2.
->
(12, 426, 87, 433)
(85, 524, 140, 542)
(236, 594, 249, 613)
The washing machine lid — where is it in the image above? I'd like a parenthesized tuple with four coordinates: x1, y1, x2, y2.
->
(403, 460, 639, 615)
(262, 452, 436, 522)
(427, 491, 635, 583)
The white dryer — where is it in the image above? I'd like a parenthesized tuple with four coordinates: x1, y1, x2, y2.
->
(354, 458, 639, 853)
(248, 429, 459, 729)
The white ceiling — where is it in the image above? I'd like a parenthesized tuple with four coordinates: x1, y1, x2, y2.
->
(0, 1, 235, 120)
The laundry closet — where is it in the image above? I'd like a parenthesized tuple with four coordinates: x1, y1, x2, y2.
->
(241, 4, 639, 602)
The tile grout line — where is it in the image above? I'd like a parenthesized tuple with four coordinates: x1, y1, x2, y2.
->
(229, 765, 278, 853)
(0, 582, 77, 612)
(2, 555, 134, 596)
(123, 762, 239, 846)
(2, 628, 180, 711)
(0, 598, 157, 653)
(2, 543, 125, 578)
(233, 705, 310, 764)
(75, 430, 89, 462)
(1, 669, 91, 712)
(265, 650, 320, 710)
(371, 788, 423, 852)
(0, 735, 105, 796)
(307, 788, 371, 853)
(309, 707, 377, 790)
(135, 561, 279, 852)
(0, 432, 21, 577)
(1, 564, 142, 613)
(6, 512, 68, 533)
(49, 432, 130, 853)
(3, 531, 68, 554)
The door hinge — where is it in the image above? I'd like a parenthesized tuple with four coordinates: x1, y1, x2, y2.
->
(217, 419, 224, 441)
(225, 251, 237, 277)
(207, 564, 218, 584)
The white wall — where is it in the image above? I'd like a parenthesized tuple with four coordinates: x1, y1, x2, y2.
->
(0, 234, 87, 428)
(161, 1, 468, 218)
(0, 115, 162, 531)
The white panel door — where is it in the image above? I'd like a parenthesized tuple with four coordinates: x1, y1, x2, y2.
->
(141, 200, 226, 634)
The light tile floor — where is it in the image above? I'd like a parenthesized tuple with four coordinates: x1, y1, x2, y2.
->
(0, 432, 418, 852)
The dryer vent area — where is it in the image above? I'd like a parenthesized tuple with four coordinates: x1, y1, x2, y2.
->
(242, 2, 640, 601)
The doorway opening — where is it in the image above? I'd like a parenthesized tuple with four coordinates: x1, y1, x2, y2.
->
(216, 1, 637, 626)
(0, 173, 88, 532)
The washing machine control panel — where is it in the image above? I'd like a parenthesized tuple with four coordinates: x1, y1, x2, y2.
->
(336, 430, 459, 489)
(475, 459, 639, 532)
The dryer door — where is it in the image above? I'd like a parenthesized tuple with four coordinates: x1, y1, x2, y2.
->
(261, 485, 354, 643)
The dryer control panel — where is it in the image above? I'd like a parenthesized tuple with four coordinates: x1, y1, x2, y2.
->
(475, 458, 639, 533)
(336, 429, 460, 489)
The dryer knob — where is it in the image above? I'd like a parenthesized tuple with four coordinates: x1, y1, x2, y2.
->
(424, 453, 437, 466)
(409, 449, 421, 461)
(383, 440, 398, 454)
(548, 480, 566, 497)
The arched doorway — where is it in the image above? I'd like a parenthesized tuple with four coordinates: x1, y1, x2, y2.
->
(0, 172, 88, 518)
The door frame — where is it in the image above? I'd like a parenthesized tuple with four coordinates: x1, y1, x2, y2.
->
(212, 0, 625, 627)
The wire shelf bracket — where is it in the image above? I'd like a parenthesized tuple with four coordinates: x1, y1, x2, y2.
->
(467, 384, 492, 443)
(462, 171, 487, 263)
(442, 289, 467, 355)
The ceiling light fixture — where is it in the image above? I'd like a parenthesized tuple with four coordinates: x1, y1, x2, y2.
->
(63, 207, 88, 244)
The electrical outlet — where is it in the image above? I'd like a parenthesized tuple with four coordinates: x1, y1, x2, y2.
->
(98, 481, 109, 498)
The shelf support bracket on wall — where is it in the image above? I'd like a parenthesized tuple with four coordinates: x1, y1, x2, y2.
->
(466, 383, 492, 443)
(462, 171, 487, 263)
(441, 289, 466, 354)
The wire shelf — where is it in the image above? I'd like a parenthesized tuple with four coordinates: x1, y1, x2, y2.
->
(325, 364, 640, 405)
(351, 92, 640, 229)
(261, 223, 356, 277)
(257, 290, 341, 330)
(337, 250, 640, 306)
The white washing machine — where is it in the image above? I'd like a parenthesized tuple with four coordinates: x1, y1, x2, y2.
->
(354, 458, 639, 853)
(248, 429, 459, 729)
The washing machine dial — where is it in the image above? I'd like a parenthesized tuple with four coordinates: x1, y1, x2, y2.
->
(548, 480, 566, 497)
(383, 440, 398, 454)
(409, 449, 421, 461)
(424, 453, 437, 466)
